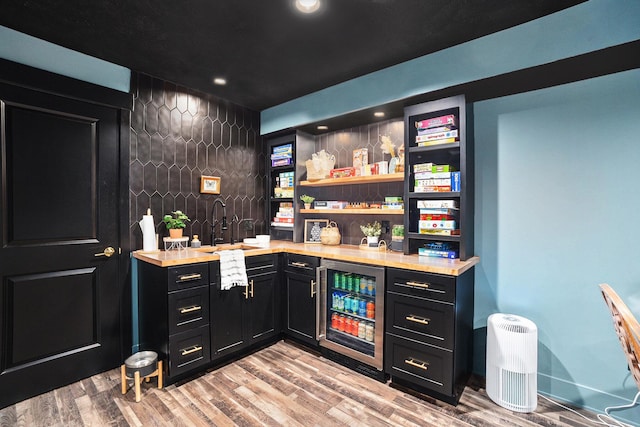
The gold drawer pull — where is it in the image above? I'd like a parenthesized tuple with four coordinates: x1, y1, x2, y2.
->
(405, 358, 429, 370)
(179, 305, 202, 314)
(291, 261, 308, 267)
(178, 273, 202, 282)
(181, 345, 203, 356)
(406, 280, 430, 289)
(310, 280, 316, 298)
(406, 315, 430, 325)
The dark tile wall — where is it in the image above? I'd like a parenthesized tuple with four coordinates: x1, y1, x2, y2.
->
(129, 73, 265, 249)
(309, 118, 405, 245)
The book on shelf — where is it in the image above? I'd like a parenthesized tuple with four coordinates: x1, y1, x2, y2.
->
(417, 200, 458, 209)
(415, 178, 452, 187)
(417, 137, 457, 147)
(419, 208, 458, 215)
(419, 214, 456, 221)
(418, 229, 460, 236)
(433, 164, 455, 173)
(415, 114, 457, 130)
(271, 221, 294, 228)
(271, 157, 292, 167)
(272, 143, 292, 154)
(418, 248, 458, 259)
(414, 171, 455, 179)
(418, 220, 456, 230)
(415, 129, 458, 143)
(417, 125, 452, 136)
(272, 217, 294, 224)
(414, 185, 452, 193)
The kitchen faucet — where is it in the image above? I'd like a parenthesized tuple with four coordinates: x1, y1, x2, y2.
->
(229, 214, 239, 244)
(211, 198, 227, 246)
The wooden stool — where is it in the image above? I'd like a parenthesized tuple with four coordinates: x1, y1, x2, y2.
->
(120, 351, 163, 402)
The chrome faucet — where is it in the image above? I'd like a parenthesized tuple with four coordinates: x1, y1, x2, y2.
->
(211, 198, 227, 246)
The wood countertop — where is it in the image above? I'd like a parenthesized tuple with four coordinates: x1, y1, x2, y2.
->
(132, 241, 479, 276)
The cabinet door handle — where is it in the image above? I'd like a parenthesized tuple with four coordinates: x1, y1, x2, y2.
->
(404, 357, 429, 370)
(291, 261, 308, 268)
(406, 280, 430, 289)
(310, 280, 316, 298)
(181, 345, 203, 356)
(244, 280, 254, 299)
(178, 273, 202, 282)
(406, 315, 430, 325)
(179, 305, 202, 314)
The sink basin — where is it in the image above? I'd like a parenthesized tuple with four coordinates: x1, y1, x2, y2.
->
(193, 243, 261, 253)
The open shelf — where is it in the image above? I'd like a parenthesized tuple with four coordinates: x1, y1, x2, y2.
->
(300, 172, 404, 187)
(301, 208, 403, 215)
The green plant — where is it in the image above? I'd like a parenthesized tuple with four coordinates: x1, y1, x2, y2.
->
(392, 224, 405, 238)
(163, 210, 190, 230)
(360, 221, 382, 237)
(300, 194, 315, 204)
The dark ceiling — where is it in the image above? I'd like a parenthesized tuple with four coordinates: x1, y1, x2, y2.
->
(1, 0, 585, 111)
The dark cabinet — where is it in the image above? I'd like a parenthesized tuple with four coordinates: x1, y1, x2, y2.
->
(210, 254, 280, 360)
(283, 253, 319, 347)
(384, 267, 474, 405)
(137, 262, 211, 383)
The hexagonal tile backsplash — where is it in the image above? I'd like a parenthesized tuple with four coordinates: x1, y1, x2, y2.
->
(129, 73, 265, 249)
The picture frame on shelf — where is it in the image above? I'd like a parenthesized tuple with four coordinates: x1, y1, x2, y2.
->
(304, 219, 329, 244)
(200, 176, 221, 194)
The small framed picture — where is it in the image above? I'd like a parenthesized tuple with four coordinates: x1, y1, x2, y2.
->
(200, 176, 221, 194)
(304, 219, 329, 244)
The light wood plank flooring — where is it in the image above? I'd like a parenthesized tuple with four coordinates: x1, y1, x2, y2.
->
(0, 340, 599, 426)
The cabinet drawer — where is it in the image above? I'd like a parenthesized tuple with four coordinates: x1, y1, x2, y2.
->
(285, 254, 319, 273)
(168, 325, 210, 377)
(168, 285, 210, 335)
(387, 268, 455, 303)
(385, 333, 453, 395)
(246, 254, 277, 276)
(387, 291, 454, 350)
(168, 263, 209, 291)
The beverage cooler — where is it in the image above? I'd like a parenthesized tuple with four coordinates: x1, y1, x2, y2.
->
(316, 259, 385, 380)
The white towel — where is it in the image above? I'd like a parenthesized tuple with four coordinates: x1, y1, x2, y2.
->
(218, 249, 248, 290)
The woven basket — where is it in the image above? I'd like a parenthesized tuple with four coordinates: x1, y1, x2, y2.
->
(320, 221, 341, 245)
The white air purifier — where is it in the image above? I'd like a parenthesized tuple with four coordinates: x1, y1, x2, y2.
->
(486, 313, 538, 412)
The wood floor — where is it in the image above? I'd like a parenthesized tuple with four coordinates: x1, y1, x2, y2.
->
(0, 340, 599, 427)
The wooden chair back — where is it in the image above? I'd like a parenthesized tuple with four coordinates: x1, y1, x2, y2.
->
(600, 283, 640, 390)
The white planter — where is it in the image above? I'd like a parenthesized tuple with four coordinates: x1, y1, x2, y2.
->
(366, 236, 379, 246)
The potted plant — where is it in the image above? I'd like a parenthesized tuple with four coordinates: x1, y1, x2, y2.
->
(391, 224, 404, 251)
(360, 221, 382, 246)
(163, 210, 190, 238)
(300, 194, 315, 209)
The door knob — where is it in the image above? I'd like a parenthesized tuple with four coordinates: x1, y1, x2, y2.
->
(94, 247, 116, 257)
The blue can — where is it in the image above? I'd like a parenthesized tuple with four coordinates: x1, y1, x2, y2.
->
(358, 299, 367, 317)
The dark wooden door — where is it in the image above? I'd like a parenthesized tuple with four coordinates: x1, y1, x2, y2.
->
(0, 82, 123, 408)
(210, 285, 246, 359)
(285, 271, 317, 346)
(247, 272, 277, 342)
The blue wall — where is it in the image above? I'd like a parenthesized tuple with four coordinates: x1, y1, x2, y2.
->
(0, 25, 130, 92)
(474, 69, 640, 424)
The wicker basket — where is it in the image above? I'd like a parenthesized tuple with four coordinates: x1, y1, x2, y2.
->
(320, 221, 341, 245)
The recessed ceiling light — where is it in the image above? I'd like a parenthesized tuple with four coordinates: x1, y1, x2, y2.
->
(213, 77, 227, 85)
(295, 0, 320, 13)
(317, 125, 328, 130)
(374, 111, 385, 117)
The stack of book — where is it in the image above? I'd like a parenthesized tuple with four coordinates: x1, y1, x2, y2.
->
(413, 163, 459, 193)
(416, 200, 459, 236)
(418, 241, 458, 259)
(414, 114, 459, 147)
(271, 202, 294, 228)
(271, 143, 293, 167)
(274, 170, 294, 198)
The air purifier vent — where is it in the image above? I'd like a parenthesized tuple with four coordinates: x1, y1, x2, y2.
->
(486, 313, 538, 412)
